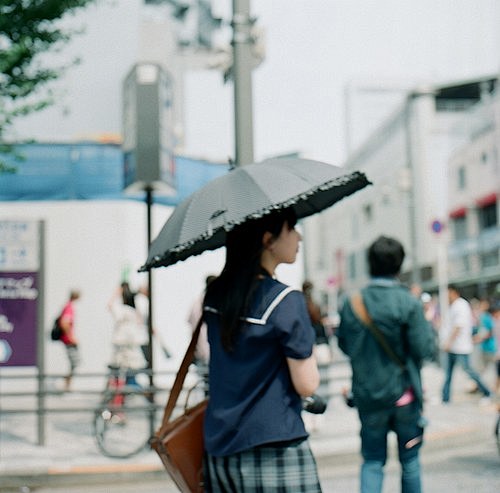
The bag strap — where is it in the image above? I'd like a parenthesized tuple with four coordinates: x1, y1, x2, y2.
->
(156, 316, 204, 437)
(351, 292, 405, 370)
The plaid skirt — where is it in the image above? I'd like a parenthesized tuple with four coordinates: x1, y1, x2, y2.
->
(204, 439, 322, 492)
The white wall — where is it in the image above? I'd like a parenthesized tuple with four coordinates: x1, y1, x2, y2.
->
(0, 200, 304, 387)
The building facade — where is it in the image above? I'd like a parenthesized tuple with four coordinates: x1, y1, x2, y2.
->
(447, 90, 500, 298)
(303, 76, 499, 312)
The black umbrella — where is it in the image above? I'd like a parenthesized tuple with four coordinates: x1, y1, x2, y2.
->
(141, 157, 370, 270)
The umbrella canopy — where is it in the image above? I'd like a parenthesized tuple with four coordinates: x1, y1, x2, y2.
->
(141, 157, 371, 270)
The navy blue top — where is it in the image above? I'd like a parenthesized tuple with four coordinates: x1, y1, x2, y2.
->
(203, 277, 314, 457)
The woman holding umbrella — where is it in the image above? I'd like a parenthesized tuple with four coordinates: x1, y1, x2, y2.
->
(202, 207, 323, 492)
(142, 157, 369, 491)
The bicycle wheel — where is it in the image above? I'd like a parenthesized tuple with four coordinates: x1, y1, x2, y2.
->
(94, 392, 152, 458)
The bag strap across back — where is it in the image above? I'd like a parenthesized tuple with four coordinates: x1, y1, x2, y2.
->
(157, 316, 204, 437)
(350, 292, 406, 370)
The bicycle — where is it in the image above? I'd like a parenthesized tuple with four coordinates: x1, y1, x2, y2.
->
(93, 366, 155, 458)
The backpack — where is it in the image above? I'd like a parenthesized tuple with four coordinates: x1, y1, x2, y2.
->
(50, 316, 63, 341)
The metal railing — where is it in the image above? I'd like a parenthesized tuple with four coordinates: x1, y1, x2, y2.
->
(0, 368, 181, 445)
(1, 357, 351, 447)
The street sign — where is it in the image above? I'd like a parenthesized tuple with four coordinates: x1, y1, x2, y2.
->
(123, 63, 176, 195)
(0, 220, 41, 367)
(431, 219, 444, 234)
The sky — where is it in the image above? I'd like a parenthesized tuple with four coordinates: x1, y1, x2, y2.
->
(8, 0, 500, 166)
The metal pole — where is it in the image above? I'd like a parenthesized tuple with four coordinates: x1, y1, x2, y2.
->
(232, 0, 254, 166)
(404, 95, 421, 286)
(37, 220, 46, 446)
(437, 233, 449, 335)
(145, 186, 155, 437)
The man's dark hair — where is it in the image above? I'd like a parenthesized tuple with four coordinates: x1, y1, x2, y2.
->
(367, 236, 405, 277)
(447, 283, 460, 295)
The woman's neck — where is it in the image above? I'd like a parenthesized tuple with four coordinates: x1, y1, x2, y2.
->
(260, 257, 278, 278)
(260, 248, 279, 277)
(259, 265, 274, 278)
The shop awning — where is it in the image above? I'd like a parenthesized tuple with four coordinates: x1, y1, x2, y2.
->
(476, 192, 497, 208)
(449, 206, 466, 219)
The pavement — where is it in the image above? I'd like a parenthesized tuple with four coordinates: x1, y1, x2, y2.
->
(1, 355, 498, 492)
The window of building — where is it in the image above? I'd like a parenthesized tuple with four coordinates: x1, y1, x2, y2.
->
(480, 249, 499, 269)
(457, 166, 466, 190)
(420, 265, 433, 282)
(452, 216, 467, 240)
(478, 202, 497, 230)
(399, 271, 410, 285)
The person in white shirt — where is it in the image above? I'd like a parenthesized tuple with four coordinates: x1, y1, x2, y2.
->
(187, 275, 217, 396)
(107, 283, 147, 387)
(441, 285, 491, 403)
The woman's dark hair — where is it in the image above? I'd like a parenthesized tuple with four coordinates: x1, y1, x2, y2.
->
(367, 236, 405, 277)
(206, 207, 297, 352)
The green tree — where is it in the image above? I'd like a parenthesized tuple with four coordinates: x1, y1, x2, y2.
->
(0, 0, 97, 171)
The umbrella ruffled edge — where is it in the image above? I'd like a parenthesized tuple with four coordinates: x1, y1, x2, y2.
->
(141, 170, 371, 270)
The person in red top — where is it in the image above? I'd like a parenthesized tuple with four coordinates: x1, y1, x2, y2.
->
(59, 289, 81, 391)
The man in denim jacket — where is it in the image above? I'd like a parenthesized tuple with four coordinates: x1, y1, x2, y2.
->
(337, 236, 435, 493)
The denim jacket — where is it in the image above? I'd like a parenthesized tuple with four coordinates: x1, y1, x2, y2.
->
(337, 278, 435, 412)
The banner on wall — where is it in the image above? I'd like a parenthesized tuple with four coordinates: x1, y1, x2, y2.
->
(0, 220, 41, 367)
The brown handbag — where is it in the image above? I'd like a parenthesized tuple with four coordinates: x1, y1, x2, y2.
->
(151, 318, 207, 493)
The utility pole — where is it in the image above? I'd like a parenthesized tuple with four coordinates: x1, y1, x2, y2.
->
(403, 93, 421, 287)
(231, 0, 254, 166)
(145, 0, 256, 166)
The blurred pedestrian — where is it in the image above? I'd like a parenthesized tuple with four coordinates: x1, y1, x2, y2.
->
(187, 274, 217, 396)
(302, 280, 331, 431)
(202, 208, 323, 492)
(421, 292, 440, 365)
(470, 298, 497, 390)
(58, 289, 82, 392)
(410, 283, 423, 299)
(107, 282, 147, 387)
(337, 236, 435, 493)
(489, 299, 500, 394)
(134, 282, 172, 362)
(441, 285, 491, 404)
(303, 280, 330, 348)
(133, 282, 151, 364)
